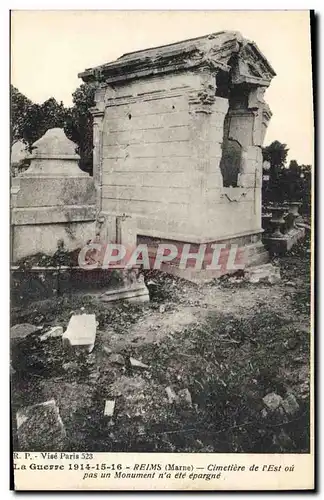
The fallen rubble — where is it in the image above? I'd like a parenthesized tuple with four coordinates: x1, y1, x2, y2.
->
(16, 400, 66, 451)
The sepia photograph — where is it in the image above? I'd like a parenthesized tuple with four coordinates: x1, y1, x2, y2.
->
(10, 9, 314, 490)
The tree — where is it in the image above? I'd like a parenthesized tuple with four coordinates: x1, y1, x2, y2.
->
(285, 161, 312, 213)
(263, 140, 289, 172)
(65, 83, 96, 174)
(10, 85, 69, 150)
(10, 84, 96, 174)
(262, 141, 289, 204)
(10, 85, 33, 147)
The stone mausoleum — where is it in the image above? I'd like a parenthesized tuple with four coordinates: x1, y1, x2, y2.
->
(80, 31, 276, 279)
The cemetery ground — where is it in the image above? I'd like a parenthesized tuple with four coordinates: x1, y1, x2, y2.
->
(11, 233, 311, 453)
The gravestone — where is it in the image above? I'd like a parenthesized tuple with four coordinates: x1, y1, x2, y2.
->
(11, 128, 96, 261)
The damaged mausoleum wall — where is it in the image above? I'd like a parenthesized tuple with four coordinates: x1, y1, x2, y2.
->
(79, 30, 276, 279)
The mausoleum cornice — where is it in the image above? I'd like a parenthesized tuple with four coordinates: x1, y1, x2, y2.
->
(79, 31, 276, 88)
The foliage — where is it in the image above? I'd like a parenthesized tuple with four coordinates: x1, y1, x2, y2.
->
(10, 86, 33, 147)
(11, 86, 69, 149)
(262, 141, 311, 212)
(10, 84, 95, 174)
(262, 141, 289, 204)
(263, 140, 289, 172)
(65, 83, 96, 174)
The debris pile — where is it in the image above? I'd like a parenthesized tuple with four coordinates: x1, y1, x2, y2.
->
(16, 400, 66, 451)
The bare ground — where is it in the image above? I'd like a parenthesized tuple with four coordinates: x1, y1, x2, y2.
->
(11, 234, 311, 453)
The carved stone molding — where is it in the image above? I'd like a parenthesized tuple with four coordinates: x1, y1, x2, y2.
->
(94, 212, 106, 239)
(189, 81, 216, 114)
(220, 187, 248, 202)
(79, 31, 276, 88)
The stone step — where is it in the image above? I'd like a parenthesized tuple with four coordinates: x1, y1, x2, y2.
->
(100, 285, 149, 303)
(247, 251, 270, 267)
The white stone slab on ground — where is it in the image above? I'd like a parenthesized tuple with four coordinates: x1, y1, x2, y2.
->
(165, 386, 178, 404)
(40, 326, 63, 341)
(104, 400, 115, 417)
(130, 357, 149, 369)
(62, 314, 96, 352)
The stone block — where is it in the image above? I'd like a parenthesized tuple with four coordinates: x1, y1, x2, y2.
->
(110, 353, 125, 365)
(21, 128, 85, 177)
(16, 400, 66, 451)
(100, 271, 150, 304)
(11, 220, 95, 262)
(116, 215, 137, 248)
(62, 314, 96, 353)
(11, 323, 39, 343)
(102, 185, 190, 205)
(262, 393, 283, 411)
(106, 110, 190, 133)
(11, 206, 96, 225)
(130, 357, 149, 369)
(245, 263, 280, 284)
(103, 141, 190, 160)
(178, 388, 192, 406)
(100, 286, 150, 303)
(103, 156, 191, 173)
(105, 125, 190, 146)
(104, 400, 115, 417)
(12, 176, 95, 209)
(11, 140, 29, 166)
(165, 386, 177, 404)
(40, 326, 63, 341)
(213, 96, 229, 115)
(282, 394, 299, 415)
(263, 228, 306, 255)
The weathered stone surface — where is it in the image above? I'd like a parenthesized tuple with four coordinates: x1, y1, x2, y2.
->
(286, 337, 299, 350)
(40, 326, 63, 341)
(165, 386, 177, 404)
(22, 128, 85, 177)
(80, 31, 275, 86)
(11, 140, 29, 166)
(110, 376, 146, 397)
(178, 388, 192, 406)
(104, 400, 115, 417)
(102, 345, 113, 356)
(273, 429, 294, 450)
(245, 263, 280, 284)
(130, 357, 149, 369)
(110, 353, 125, 366)
(62, 361, 79, 372)
(62, 314, 96, 352)
(100, 272, 150, 304)
(11, 127, 96, 262)
(262, 392, 283, 411)
(16, 400, 66, 451)
(11, 323, 39, 343)
(282, 394, 299, 415)
(79, 31, 274, 278)
(261, 408, 268, 418)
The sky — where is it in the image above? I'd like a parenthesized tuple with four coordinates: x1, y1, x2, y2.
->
(11, 10, 314, 165)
